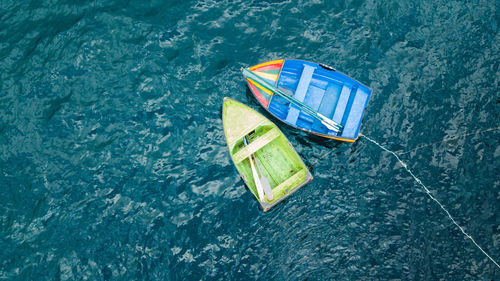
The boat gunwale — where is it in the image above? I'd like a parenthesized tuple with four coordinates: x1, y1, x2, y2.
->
(222, 97, 313, 212)
(246, 59, 372, 141)
(280, 58, 372, 91)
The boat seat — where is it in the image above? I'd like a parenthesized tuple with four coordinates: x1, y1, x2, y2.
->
(341, 87, 370, 138)
(285, 64, 315, 125)
(311, 84, 342, 132)
(274, 168, 307, 194)
(232, 127, 280, 164)
(332, 84, 352, 125)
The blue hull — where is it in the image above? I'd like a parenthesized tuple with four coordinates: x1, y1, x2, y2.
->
(246, 59, 372, 142)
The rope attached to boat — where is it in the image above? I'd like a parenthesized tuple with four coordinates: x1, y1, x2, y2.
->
(307, 126, 500, 268)
(360, 133, 500, 269)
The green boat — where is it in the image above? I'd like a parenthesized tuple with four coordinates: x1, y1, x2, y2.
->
(223, 97, 313, 212)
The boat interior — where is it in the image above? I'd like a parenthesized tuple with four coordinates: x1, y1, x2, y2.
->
(267, 60, 371, 139)
(230, 125, 308, 202)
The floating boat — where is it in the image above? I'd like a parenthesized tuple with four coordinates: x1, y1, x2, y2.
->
(222, 97, 312, 212)
(243, 59, 372, 142)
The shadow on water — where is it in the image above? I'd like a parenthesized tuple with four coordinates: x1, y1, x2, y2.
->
(3, 0, 498, 278)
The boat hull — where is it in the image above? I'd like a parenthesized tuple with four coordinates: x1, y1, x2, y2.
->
(222, 98, 312, 212)
(244, 59, 372, 142)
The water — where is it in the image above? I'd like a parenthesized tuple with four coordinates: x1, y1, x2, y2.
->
(1, 0, 499, 280)
(360, 134, 500, 269)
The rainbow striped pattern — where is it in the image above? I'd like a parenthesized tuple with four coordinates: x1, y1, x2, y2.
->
(245, 60, 283, 107)
(244, 59, 372, 142)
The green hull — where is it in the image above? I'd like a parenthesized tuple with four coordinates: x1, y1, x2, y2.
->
(222, 97, 312, 211)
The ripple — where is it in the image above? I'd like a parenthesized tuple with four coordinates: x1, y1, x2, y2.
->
(1, 0, 499, 279)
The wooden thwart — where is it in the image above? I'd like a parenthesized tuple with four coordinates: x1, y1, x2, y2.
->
(232, 128, 280, 164)
(285, 64, 315, 125)
(273, 169, 307, 195)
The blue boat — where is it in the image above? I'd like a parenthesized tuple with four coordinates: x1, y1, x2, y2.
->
(243, 59, 372, 142)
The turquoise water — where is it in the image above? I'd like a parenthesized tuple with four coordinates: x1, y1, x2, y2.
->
(1, 0, 499, 280)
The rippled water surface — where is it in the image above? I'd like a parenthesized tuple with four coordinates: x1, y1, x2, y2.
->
(1, 0, 499, 280)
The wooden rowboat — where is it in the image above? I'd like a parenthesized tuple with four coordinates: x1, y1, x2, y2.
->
(223, 97, 312, 212)
(243, 59, 372, 142)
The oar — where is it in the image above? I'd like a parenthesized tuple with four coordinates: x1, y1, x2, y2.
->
(254, 156, 273, 201)
(243, 67, 342, 132)
(243, 136, 265, 202)
(242, 68, 343, 133)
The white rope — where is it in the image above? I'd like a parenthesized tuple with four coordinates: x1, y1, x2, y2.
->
(360, 133, 500, 269)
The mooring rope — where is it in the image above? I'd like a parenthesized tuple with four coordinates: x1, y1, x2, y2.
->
(308, 126, 500, 170)
(360, 133, 500, 269)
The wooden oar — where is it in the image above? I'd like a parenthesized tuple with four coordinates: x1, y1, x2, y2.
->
(242, 68, 343, 133)
(243, 136, 265, 202)
(254, 156, 273, 201)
